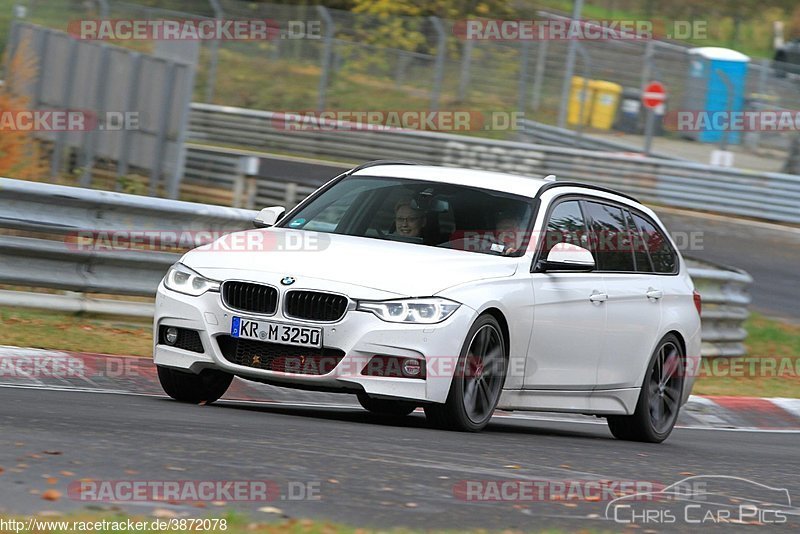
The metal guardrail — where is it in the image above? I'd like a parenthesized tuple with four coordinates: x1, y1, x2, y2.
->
(684, 259, 752, 358)
(0, 177, 256, 296)
(0, 177, 749, 357)
(516, 119, 683, 160)
(187, 103, 800, 225)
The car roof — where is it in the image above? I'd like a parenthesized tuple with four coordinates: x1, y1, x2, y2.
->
(350, 164, 549, 198)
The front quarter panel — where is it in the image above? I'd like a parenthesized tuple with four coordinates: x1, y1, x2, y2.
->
(437, 270, 534, 390)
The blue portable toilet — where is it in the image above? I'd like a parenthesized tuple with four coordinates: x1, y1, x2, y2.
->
(684, 47, 750, 144)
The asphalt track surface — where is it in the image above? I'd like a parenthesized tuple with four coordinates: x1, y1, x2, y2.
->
(658, 210, 800, 320)
(1, 386, 799, 531)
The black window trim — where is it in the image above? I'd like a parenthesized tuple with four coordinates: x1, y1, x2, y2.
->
(530, 194, 589, 273)
(580, 198, 639, 274)
(279, 172, 541, 257)
(627, 208, 680, 276)
(530, 193, 679, 276)
(622, 207, 654, 273)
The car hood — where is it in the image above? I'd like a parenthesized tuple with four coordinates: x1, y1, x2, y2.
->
(181, 228, 519, 297)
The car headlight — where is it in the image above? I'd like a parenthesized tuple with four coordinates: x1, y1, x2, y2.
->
(163, 263, 220, 296)
(357, 298, 460, 324)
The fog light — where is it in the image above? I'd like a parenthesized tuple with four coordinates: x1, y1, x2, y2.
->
(402, 358, 422, 377)
(165, 327, 179, 345)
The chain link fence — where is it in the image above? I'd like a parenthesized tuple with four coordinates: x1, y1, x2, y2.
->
(7, 1, 800, 161)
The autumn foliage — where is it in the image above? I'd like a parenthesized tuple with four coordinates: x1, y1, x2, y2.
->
(0, 36, 46, 180)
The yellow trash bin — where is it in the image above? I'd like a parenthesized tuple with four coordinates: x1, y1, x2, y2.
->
(567, 76, 594, 126)
(589, 80, 623, 130)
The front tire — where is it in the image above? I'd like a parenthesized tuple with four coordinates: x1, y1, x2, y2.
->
(425, 314, 507, 432)
(157, 365, 233, 404)
(356, 392, 416, 417)
(607, 334, 684, 443)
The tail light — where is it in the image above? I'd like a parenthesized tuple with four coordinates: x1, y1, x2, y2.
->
(693, 290, 702, 315)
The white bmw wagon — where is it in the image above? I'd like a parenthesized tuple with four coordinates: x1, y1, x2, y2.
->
(154, 161, 701, 442)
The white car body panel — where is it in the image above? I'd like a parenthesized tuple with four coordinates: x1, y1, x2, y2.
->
(154, 165, 701, 417)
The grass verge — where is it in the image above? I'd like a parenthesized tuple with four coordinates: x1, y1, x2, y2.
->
(0, 306, 152, 358)
(692, 313, 800, 397)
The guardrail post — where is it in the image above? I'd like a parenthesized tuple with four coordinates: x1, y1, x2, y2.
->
(284, 182, 298, 208)
(245, 177, 258, 210)
(235, 156, 259, 208)
(429, 16, 446, 112)
(316, 6, 334, 112)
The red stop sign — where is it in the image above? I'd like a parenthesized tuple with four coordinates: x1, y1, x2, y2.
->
(642, 81, 666, 108)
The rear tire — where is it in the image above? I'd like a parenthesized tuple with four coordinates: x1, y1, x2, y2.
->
(356, 392, 416, 417)
(607, 334, 684, 443)
(425, 314, 507, 432)
(157, 365, 233, 404)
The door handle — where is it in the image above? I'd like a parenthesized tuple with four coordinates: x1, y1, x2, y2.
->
(646, 288, 663, 300)
(589, 292, 608, 303)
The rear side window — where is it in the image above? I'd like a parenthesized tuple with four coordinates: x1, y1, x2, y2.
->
(541, 200, 590, 258)
(631, 213, 677, 273)
(582, 201, 636, 272)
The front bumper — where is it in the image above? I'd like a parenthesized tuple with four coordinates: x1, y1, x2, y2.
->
(153, 282, 476, 403)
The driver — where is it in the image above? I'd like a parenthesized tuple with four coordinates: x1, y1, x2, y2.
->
(495, 215, 525, 254)
(394, 199, 426, 238)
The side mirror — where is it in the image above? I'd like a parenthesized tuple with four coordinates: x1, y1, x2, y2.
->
(253, 206, 285, 228)
(537, 243, 595, 272)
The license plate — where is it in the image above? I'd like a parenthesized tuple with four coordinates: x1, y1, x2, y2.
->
(230, 317, 322, 348)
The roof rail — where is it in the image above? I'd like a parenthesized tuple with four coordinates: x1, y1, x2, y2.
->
(536, 180, 640, 203)
(347, 160, 419, 175)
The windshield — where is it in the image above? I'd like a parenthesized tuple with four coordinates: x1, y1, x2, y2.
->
(279, 176, 535, 256)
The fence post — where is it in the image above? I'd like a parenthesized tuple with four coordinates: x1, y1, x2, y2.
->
(316, 6, 334, 112)
(205, 0, 223, 103)
(429, 16, 446, 112)
(557, 0, 583, 128)
(94, 0, 109, 18)
(149, 60, 177, 196)
(747, 59, 769, 150)
(116, 52, 142, 189)
(574, 43, 592, 148)
(80, 44, 111, 187)
(531, 40, 548, 110)
(517, 41, 531, 115)
(458, 39, 473, 102)
(51, 38, 79, 179)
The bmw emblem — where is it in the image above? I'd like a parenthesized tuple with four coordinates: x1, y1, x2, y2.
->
(281, 276, 295, 286)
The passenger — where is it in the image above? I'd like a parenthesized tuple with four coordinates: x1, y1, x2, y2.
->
(394, 199, 426, 238)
